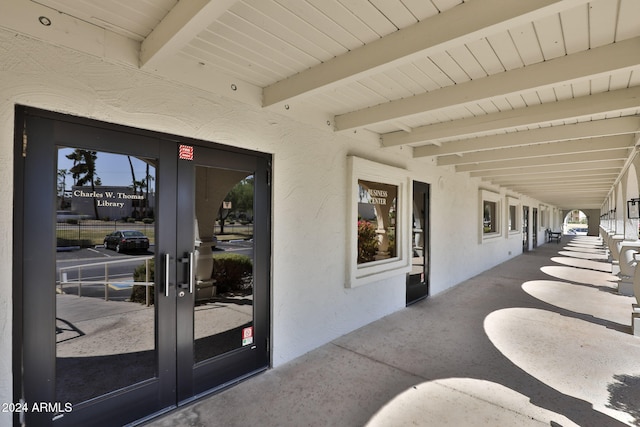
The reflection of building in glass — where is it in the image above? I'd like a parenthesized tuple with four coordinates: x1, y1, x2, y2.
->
(69, 186, 155, 220)
(509, 205, 517, 231)
(484, 201, 496, 233)
(357, 179, 398, 262)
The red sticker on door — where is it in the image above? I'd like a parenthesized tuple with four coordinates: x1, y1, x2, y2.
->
(242, 326, 254, 346)
(178, 144, 194, 160)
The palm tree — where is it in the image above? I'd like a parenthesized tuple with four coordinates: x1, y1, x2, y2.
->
(57, 169, 68, 209)
(67, 149, 99, 219)
(127, 156, 139, 218)
(144, 163, 154, 218)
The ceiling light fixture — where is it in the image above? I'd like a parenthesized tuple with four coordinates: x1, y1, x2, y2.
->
(38, 16, 52, 26)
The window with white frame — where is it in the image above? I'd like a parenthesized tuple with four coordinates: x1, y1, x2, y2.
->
(509, 205, 517, 230)
(484, 201, 497, 233)
(540, 205, 548, 228)
(347, 156, 411, 288)
(507, 196, 520, 234)
(480, 189, 502, 241)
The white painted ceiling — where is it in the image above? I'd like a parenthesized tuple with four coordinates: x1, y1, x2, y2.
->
(4, 0, 640, 210)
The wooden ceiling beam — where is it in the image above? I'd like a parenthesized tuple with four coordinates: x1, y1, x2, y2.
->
(470, 160, 625, 177)
(413, 116, 640, 158)
(263, 0, 590, 107)
(382, 86, 640, 147)
(436, 135, 633, 166)
(457, 149, 629, 172)
(337, 36, 640, 132)
(489, 172, 619, 185)
(140, 0, 236, 69)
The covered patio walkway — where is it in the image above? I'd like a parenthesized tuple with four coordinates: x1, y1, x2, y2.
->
(148, 236, 640, 427)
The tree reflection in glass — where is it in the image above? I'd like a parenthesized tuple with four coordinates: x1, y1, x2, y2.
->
(55, 148, 157, 405)
(357, 179, 398, 264)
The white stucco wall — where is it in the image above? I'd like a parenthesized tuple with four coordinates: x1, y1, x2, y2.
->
(0, 29, 556, 415)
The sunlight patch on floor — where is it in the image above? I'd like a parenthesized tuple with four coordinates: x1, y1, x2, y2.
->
(550, 256, 612, 272)
(565, 242, 607, 252)
(522, 280, 633, 326)
(558, 250, 609, 260)
(540, 265, 619, 288)
(366, 378, 578, 427)
(484, 308, 640, 426)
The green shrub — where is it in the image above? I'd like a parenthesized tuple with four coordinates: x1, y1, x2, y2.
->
(128, 253, 253, 303)
(131, 258, 155, 305)
(387, 228, 396, 257)
(357, 220, 378, 263)
(212, 253, 253, 293)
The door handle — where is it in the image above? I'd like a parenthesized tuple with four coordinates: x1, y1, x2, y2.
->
(178, 252, 194, 294)
(164, 253, 171, 297)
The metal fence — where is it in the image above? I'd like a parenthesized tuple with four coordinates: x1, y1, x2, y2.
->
(56, 220, 155, 248)
(58, 256, 154, 305)
(55, 220, 256, 248)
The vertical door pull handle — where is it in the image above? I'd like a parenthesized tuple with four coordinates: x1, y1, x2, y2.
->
(165, 253, 170, 297)
(189, 251, 194, 294)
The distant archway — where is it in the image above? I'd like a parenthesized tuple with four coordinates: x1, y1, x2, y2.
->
(563, 210, 589, 235)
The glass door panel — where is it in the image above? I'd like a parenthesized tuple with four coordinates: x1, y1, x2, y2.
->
(193, 167, 255, 363)
(406, 181, 429, 305)
(523, 206, 529, 252)
(176, 145, 270, 402)
(18, 109, 270, 426)
(533, 208, 538, 248)
(55, 148, 158, 405)
(19, 110, 173, 427)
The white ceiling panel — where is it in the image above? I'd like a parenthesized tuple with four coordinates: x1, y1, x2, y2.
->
(5, 0, 639, 209)
(307, 0, 380, 44)
(368, 0, 419, 28)
(509, 23, 545, 65)
(33, 0, 177, 40)
(534, 14, 566, 60)
(466, 38, 506, 75)
(617, 0, 640, 39)
(447, 44, 489, 80)
(589, 0, 619, 46)
(560, 4, 590, 53)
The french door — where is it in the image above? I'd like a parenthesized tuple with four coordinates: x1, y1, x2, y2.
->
(522, 206, 529, 252)
(532, 208, 538, 249)
(406, 181, 430, 305)
(14, 107, 270, 426)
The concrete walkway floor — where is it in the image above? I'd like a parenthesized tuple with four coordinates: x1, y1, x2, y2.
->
(147, 236, 640, 427)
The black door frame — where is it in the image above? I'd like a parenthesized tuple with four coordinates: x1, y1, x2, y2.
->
(522, 206, 529, 252)
(532, 208, 538, 249)
(175, 145, 271, 404)
(406, 180, 430, 305)
(13, 106, 271, 426)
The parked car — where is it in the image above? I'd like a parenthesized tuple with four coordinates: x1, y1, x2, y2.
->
(566, 227, 588, 235)
(103, 230, 149, 253)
